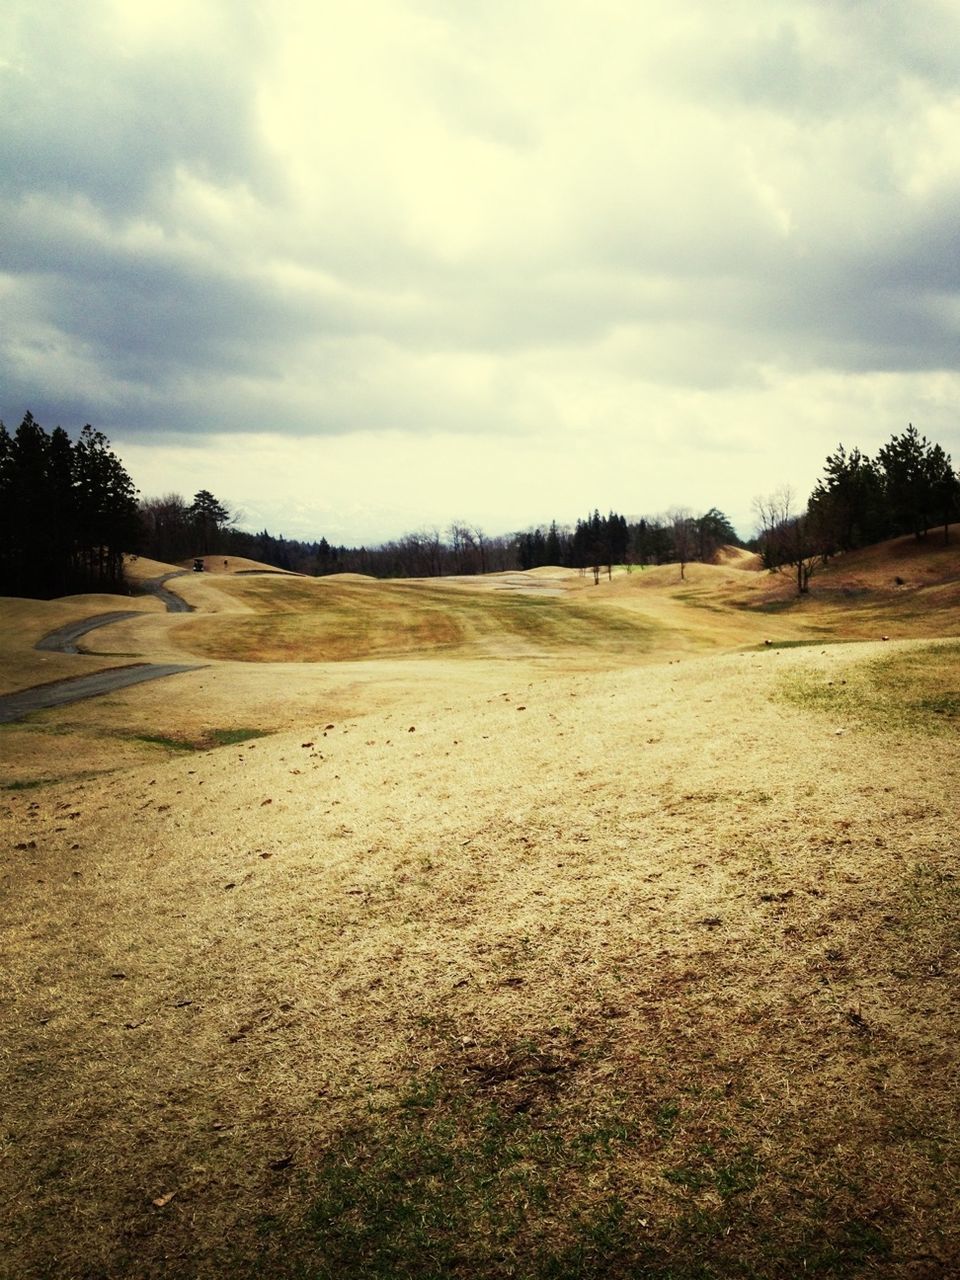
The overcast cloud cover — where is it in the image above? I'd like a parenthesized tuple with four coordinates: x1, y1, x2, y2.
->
(2, 0, 960, 544)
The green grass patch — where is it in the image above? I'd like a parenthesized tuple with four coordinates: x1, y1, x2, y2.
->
(206, 727, 272, 747)
(230, 1046, 909, 1280)
(132, 731, 201, 752)
(131, 727, 272, 752)
(755, 638, 844, 651)
(735, 596, 798, 614)
(1, 768, 118, 791)
(779, 640, 960, 736)
(252, 1049, 643, 1279)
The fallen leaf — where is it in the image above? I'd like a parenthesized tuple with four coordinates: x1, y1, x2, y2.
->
(152, 1191, 176, 1208)
(270, 1155, 294, 1171)
(261, 798, 273, 806)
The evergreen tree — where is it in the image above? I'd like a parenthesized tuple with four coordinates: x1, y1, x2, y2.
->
(73, 425, 141, 589)
(808, 445, 885, 553)
(696, 508, 740, 560)
(188, 489, 232, 553)
(877, 424, 947, 540)
(0, 414, 139, 598)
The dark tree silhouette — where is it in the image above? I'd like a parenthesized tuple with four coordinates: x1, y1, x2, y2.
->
(0, 414, 139, 598)
(188, 489, 232, 554)
(877, 424, 957, 542)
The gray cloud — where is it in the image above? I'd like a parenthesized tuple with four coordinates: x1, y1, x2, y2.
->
(2, 0, 959, 542)
(0, 3, 274, 217)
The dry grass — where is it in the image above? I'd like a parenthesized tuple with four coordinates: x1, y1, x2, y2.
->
(1, 537, 959, 1277)
(171, 575, 667, 664)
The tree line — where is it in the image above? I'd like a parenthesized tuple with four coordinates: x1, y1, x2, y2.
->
(136, 497, 743, 581)
(754, 424, 960, 593)
(0, 413, 140, 597)
(3, 410, 958, 600)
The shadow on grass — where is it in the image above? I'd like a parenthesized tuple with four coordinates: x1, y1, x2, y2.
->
(235, 1048, 895, 1280)
(132, 727, 272, 751)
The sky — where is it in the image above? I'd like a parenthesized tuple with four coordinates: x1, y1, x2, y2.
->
(2, 0, 960, 546)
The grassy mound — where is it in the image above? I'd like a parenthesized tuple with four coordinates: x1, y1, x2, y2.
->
(172, 577, 666, 662)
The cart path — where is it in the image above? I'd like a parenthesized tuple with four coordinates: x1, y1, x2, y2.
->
(0, 663, 205, 724)
(144, 571, 193, 613)
(35, 611, 147, 655)
(0, 572, 203, 723)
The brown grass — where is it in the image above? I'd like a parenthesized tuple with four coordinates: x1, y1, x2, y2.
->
(1, 535, 959, 1277)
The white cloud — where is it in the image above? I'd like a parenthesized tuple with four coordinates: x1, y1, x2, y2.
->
(3, 0, 960, 544)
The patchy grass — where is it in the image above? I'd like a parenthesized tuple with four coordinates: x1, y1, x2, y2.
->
(131, 727, 272, 752)
(754, 638, 846, 650)
(131, 731, 201, 752)
(226, 1003, 936, 1280)
(2, 540, 960, 1278)
(169, 576, 665, 663)
(234, 1041, 906, 1280)
(780, 640, 960, 736)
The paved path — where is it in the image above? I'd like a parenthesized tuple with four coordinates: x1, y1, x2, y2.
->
(35, 611, 147, 655)
(0, 572, 203, 724)
(143, 571, 193, 613)
(0, 664, 202, 724)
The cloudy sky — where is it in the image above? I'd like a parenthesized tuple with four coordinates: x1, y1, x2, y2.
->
(3, 0, 959, 545)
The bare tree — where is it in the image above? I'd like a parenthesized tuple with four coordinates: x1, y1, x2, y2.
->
(753, 486, 827, 595)
(668, 507, 695, 581)
(472, 526, 488, 575)
(448, 522, 471, 574)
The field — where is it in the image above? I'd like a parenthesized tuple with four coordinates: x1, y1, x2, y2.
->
(2, 536, 959, 1278)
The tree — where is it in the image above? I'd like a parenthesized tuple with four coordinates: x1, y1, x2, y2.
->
(927, 442, 960, 544)
(188, 489, 232, 554)
(808, 444, 885, 553)
(516, 527, 546, 570)
(877, 424, 953, 542)
(140, 493, 193, 563)
(6, 413, 55, 595)
(72, 425, 141, 589)
(668, 507, 696, 581)
(696, 508, 740, 561)
(544, 520, 562, 566)
(0, 413, 139, 598)
(754, 486, 827, 595)
(447, 523, 489, 575)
